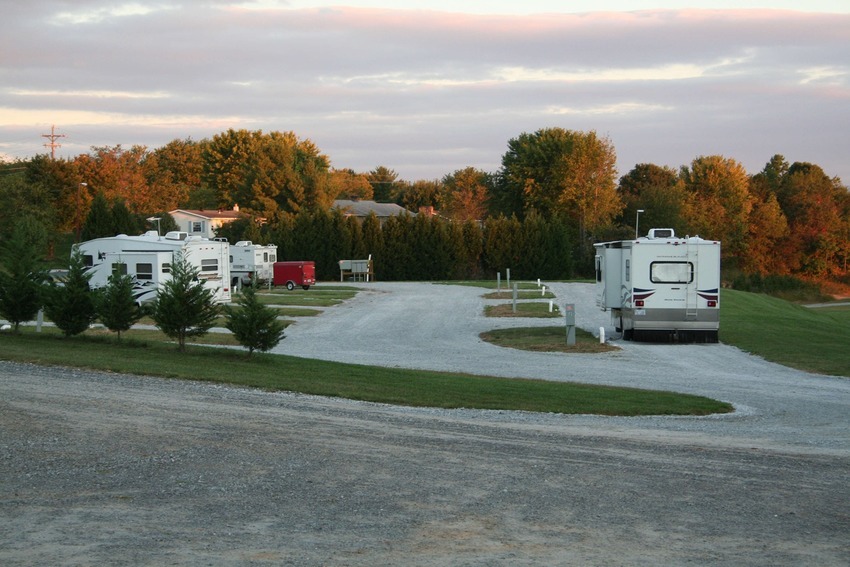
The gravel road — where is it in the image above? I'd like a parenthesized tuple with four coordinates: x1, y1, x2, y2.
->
(2, 282, 849, 566)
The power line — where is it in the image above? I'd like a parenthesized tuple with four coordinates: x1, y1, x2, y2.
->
(41, 124, 65, 159)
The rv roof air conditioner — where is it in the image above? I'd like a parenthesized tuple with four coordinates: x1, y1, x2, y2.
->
(647, 228, 675, 239)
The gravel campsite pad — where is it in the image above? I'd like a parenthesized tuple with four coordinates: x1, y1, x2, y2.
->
(2, 282, 850, 565)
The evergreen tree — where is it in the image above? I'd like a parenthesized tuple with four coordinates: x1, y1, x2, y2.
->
(0, 218, 48, 332)
(111, 199, 140, 235)
(81, 192, 113, 241)
(151, 252, 220, 352)
(96, 267, 143, 340)
(224, 282, 286, 357)
(43, 249, 97, 336)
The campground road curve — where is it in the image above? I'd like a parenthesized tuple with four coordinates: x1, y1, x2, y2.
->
(2, 281, 849, 566)
(277, 282, 850, 454)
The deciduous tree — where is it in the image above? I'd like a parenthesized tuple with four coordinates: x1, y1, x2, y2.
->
(442, 167, 491, 222)
(499, 128, 621, 250)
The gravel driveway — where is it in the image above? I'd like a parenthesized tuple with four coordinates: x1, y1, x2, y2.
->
(2, 282, 849, 566)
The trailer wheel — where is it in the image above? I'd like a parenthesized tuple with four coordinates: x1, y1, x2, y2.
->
(286, 281, 295, 291)
(302, 285, 310, 291)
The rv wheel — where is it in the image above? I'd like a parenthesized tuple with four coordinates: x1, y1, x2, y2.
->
(302, 285, 310, 291)
(286, 281, 295, 291)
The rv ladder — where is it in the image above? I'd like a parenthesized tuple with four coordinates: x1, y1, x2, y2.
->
(685, 242, 699, 319)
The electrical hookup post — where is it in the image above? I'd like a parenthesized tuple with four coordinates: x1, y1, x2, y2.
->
(564, 303, 576, 346)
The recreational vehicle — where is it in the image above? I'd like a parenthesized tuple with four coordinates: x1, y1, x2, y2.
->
(229, 241, 277, 288)
(76, 231, 231, 304)
(594, 228, 720, 342)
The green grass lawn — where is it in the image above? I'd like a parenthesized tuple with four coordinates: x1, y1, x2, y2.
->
(720, 289, 850, 377)
(0, 329, 730, 416)
(4, 284, 846, 417)
(484, 302, 562, 318)
(480, 326, 616, 354)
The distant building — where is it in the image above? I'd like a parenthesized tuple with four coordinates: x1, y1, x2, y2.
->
(332, 199, 415, 225)
(169, 206, 244, 239)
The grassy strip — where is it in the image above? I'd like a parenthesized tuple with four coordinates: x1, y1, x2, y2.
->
(253, 294, 343, 307)
(485, 302, 563, 318)
(483, 291, 557, 300)
(0, 330, 731, 416)
(480, 326, 617, 354)
(438, 280, 543, 290)
(721, 289, 850, 377)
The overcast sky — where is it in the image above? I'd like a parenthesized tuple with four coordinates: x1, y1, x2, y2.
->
(2, 1, 849, 184)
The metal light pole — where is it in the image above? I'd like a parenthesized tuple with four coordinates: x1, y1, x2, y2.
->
(635, 209, 645, 239)
(76, 182, 87, 242)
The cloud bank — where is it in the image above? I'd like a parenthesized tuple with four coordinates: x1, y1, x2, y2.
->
(2, 2, 848, 183)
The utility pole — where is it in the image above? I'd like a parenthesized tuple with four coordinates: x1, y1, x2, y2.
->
(41, 124, 65, 159)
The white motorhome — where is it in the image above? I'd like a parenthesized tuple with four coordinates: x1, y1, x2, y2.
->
(594, 228, 720, 342)
(229, 241, 277, 288)
(76, 231, 231, 304)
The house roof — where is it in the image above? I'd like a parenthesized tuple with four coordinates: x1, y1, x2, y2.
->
(170, 208, 244, 221)
(332, 200, 414, 218)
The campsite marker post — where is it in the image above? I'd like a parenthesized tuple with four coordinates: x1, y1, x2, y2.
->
(565, 303, 576, 346)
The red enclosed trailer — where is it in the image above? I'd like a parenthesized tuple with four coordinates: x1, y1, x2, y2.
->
(273, 261, 316, 290)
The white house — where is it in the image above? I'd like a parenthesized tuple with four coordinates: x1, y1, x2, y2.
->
(169, 206, 244, 239)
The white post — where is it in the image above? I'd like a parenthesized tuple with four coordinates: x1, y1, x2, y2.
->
(537, 278, 541, 287)
(599, 327, 606, 344)
(541, 285, 546, 296)
(497, 272, 501, 291)
(548, 300, 553, 312)
(506, 268, 511, 287)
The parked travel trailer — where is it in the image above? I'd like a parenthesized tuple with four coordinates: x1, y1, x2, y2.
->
(273, 261, 316, 290)
(229, 241, 277, 288)
(76, 231, 231, 304)
(594, 228, 720, 342)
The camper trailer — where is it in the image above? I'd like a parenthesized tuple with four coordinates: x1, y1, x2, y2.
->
(229, 241, 277, 288)
(594, 228, 720, 342)
(76, 231, 231, 304)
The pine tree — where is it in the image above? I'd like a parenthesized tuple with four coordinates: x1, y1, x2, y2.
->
(0, 218, 48, 332)
(96, 267, 142, 340)
(43, 249, 97, 336)
(81, 192, 113, 241)
(224, 283, 286, 357)
(151, 252, 220, 352)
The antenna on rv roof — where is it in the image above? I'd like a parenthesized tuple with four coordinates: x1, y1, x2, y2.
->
(635, 209, 645, 239)
(146, 217, 161, 236)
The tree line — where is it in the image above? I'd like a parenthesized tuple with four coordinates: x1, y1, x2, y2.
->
(216, 208, 575, 281)
(1, 127, 847, 284)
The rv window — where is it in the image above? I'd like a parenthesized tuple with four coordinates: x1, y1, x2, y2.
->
(263, 252, 269, 263)
(162, 263, 171, 274)
(595, 256, 602, 283)
(111, 263, 128, 276)
(200, 259, 218, 272)
(83, 255, 94, 267)
(270, 253, 277, 263)
(625, 259, 630, 282)
(136, 263, 153, 280)
(650, 261, 693, 284)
